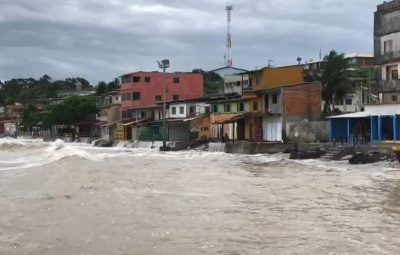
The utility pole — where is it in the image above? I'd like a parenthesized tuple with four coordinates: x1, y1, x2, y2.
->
(158, 59, 170, 151)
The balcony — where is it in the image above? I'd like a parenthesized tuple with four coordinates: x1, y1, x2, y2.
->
(375, 50, 400, 65)
(379, 80, 400, 92)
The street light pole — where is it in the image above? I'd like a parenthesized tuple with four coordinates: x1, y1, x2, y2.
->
(158, 59, 170, 151)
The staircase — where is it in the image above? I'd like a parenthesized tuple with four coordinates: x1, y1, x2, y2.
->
(320, 145, 354, 160)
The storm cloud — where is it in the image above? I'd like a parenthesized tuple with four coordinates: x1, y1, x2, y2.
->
(0, 0, 382, 83)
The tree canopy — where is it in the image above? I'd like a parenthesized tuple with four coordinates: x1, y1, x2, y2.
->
(321, 50, 352, 113)
(192, 69, 224, 96)
(0, 75, 94, 106)
(95, 78, 121, 95)
(20, 96, 99, 131)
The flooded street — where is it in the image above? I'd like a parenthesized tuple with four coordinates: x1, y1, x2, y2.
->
(0, 139, 400, 254)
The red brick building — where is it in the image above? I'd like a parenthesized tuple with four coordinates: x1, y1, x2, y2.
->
(119, 71, 203, 116)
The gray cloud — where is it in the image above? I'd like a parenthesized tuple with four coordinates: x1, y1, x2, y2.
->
(0, 0, 382, 84)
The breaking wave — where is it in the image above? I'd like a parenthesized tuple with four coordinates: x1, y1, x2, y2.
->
(0, 138, 130, 171)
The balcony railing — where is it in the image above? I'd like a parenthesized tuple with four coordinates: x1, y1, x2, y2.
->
(375, 50, 400, 64)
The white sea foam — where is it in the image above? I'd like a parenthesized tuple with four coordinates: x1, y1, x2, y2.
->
(0, 138, 129, 171)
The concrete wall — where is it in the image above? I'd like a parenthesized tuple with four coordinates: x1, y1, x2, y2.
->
(286, 121, 329, 143)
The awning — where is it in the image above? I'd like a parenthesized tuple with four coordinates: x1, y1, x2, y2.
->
(328, 112, 371, 119)
(94, 121, 107, 126)
(101, 121, 119, 127)
(123, 118, 150, 126)
(211, 113, 244, 124)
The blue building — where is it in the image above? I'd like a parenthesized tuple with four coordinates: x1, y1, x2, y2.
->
(328, 104, 400, 144)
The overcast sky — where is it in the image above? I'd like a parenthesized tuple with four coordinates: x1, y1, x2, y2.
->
(0, 0, 383, 84)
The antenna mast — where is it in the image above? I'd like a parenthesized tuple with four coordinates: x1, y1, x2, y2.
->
(225, 2, 233, 67)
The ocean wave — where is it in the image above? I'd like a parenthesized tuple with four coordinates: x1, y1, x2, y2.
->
(0, 139, 127, 171)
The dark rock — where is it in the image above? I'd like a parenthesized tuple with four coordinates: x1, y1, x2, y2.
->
(349, 152, 391, 165)
(94, 139, 113, 147)
(284, 146, 298, 154)
(289, 148, 325, 160)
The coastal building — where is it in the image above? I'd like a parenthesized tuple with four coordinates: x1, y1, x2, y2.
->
(96, 92, 122, 141)
(374, 0, 400, 102)
(209, 65, 322, 142)
(210, 66, 249, 95)
(247, 65, 322, 142)
(166, 100, 211, 142)
(328, 104, 400, 143)
(209, 93, 261, 141)
(209, 66, 248, 77)
(223, 73, 250, 95)
(116, 71, 204, 141)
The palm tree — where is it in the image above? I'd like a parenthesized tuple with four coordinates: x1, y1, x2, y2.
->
(321, 50, 351, 114)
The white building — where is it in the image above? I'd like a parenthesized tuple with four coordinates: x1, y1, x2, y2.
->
(374, 0, 400, 103)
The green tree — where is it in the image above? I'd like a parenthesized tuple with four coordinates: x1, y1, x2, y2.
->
(192, 69, 224, 96)
(320, 50, 351, 114)
(21, 104, 41, 132)
(96, 81, 108, 95)
(46, 96, 99, 126)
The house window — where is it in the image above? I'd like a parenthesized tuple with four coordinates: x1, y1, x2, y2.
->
(243, 80, 249, 86)
(236, 81, 241, 86)
(122, 93, 127, 101)
(213, 104, 218, 113)
(392, 70, 399, 80)
(145, 77, 151, 83)
(238, 102, 244, 112)
(122, 110, 127, 119)
(127, 109, 134, 118)
(173, 77, 180, 83)
(132, 76, 140, 82)
(140, 111, 147, 118)
(132, 92, 140, 100)
(224, 104, 231, 112)
(205, 106, 210, 113)
(173, 95, 180, 101)
(345, 98, 352, 105)
(189, 106, 195, 114)
(179, 106, 184, 114)
(392, 95, 398, 102)
(171, 107, 176, 115)
(155, 95, 162, 102)
(384, 40, 393, 53)
(334, 97, 343, 105)
(126, 92, 132, 101)
(272, 94, 278, 104)
(253, 102, 258, 111)
(256, 75, 260, 85)
(122, 76, 131, 83)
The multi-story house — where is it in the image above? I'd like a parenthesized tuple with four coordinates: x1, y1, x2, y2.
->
(223, 73, 250, 95)
(96, 92, 121, 141)
(374, 0, 400, 103)
(166, 101, 211, 142)
(210, 66, 249, 95)
(247, 65, 322, 142)
(209, 65, 322, 142)
(118, 71, 204, 140)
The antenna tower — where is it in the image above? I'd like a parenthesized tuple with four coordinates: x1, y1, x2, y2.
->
(225, 3, 233, 67)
